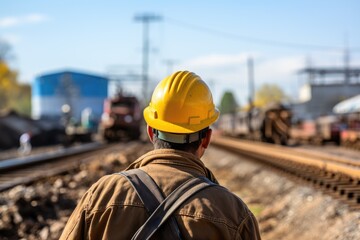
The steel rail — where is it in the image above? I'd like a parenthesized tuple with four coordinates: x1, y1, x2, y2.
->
(0, 142, 105, 173)
(0, 142, 110, 192)
(211, 136, 360, 206)
(212, 137, 360, 179)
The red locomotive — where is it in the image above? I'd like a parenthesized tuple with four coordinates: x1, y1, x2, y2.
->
(99, 94, 142, 141)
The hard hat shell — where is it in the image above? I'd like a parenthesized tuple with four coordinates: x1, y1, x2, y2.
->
(144, 71, 219, 134)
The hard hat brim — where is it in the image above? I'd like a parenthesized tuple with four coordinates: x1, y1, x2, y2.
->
(143, 106, 219, 134)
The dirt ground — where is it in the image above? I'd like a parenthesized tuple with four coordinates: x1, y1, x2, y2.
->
(0, 142, 359, 239)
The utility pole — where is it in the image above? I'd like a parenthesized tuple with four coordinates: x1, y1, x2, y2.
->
(343, 34, 350, 85)
(247, 57, 255, 107)
(134, 13, 162, 101)
(247, 57, 255, 135)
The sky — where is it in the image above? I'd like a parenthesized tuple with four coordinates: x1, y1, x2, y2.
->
(1, 0, 360, 106)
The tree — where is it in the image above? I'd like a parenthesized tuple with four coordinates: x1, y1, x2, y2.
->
(219, 91, 238, 114)
(0, 39, 12, 62)
(0, 61, 18, 109)
(254, 83, 288, 107)
(0, 40, 31, 115)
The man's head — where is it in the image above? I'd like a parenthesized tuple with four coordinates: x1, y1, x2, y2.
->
(143, 71, 219, 156)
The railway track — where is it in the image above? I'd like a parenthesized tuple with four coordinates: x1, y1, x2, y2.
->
(211, 136, 360, 207)
(0, 142, 122, 192)
(2, 135, 359, 206)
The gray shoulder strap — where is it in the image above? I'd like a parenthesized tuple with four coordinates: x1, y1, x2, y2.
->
(132, 176, 217, 240)
(119, 169, 182, 239)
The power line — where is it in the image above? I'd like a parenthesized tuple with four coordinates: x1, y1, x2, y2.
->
(166, 17, 360, 52)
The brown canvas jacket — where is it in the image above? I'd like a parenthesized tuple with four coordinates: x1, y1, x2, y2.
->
(60, 149, 261, 240)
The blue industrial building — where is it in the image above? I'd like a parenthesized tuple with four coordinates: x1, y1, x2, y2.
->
(32, 70, 108, 124)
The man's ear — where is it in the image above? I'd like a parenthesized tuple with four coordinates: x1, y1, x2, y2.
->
(201, 128, 212, 149)
(147, 125, 154, 142)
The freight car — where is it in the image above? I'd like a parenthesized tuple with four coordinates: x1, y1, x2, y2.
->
(339, 112, 360, 149)
(290, 115, 343, 145)
(290, 94, 360, 148)
(218, 102, 292, 145)
(218, 97, 360, 150)
(99, 94, 142, 141)
(333, 94, 360, 150)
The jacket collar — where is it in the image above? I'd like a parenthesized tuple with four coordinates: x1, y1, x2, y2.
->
(126, 149, 218, 183)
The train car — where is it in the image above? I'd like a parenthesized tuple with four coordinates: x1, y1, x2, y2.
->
(289, 119, 317, 144)
(99, 94, 142, 141)
(289, 114, 344, 146)
(0, 110, 65, 150)
(218, 102, 292, 145)
(259, 103, 292, 145)
(333, 94, 360, 150)
(219, 95, 360, 149)
(315, 115, 342, 145)
(339, 113, 360, 149)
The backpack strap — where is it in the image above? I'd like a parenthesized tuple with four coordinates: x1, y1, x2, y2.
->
(132, 176, 217, 240)
(119, 169, 182, 239)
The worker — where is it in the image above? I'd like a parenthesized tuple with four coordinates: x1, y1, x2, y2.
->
(81, 107, 95, 132)
(60, 71, 261, 239)
(18, 132, 32, 155)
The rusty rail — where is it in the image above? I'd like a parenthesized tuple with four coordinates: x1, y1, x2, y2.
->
(0, 142, 117, 192)
(211, 136, 360, 207)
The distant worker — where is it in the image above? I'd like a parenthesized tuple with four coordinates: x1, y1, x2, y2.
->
(81, 107, 95, 131)
(18, 132, 32, 155)
(60, 71, 261, 239)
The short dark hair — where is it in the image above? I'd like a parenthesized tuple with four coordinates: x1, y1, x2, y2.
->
(152, 128, 209, 154)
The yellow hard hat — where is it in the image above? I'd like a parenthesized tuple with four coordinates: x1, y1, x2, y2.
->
(144, 71, 219, 134)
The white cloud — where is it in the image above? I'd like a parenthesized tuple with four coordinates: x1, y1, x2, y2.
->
(0, 14, 48, 28)
(179, 52, 261, 87)
(0, 17, 20, 28)
(256, 56, 304, 84)
(25, 14, 48, 23)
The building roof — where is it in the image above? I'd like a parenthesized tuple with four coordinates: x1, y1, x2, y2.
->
(333, 94, 360, 114)
(298, 67, 360, 75)
(36, 69, 108, 80)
